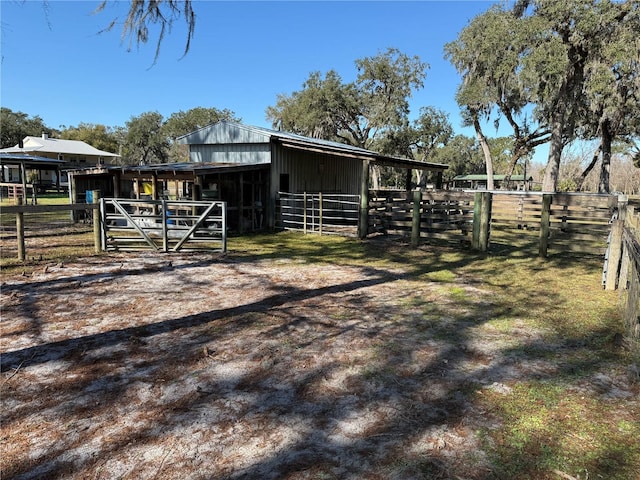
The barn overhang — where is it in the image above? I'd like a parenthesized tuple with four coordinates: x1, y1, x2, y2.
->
(68, 162, 270, 181)
(272, 136, 448, 174)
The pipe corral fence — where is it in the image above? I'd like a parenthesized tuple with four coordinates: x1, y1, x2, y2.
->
(279, 192, 360, 236)
(100, 198, 227, 253)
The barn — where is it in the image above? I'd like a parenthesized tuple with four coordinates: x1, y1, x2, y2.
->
(177, 121, 448, 233)
(69, 122, 447, 235)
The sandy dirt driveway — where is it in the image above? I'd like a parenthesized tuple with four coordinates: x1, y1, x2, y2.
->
(0, 251, 632, 479)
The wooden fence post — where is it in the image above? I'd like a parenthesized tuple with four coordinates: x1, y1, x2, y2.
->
(162, 199, 169, 253)
(91, 190, 101, 253)
(411, 190, 421, 247)
(472, 191, 491, 251)
(619, 206, 636, 291)
(605, 219, 624, 291)
(619, 237, 630, 291)
(618, 194, 628, 221)
(16, 197, 25, 261)
(358, 160, 370, 239)
(539, 194, 552, 257)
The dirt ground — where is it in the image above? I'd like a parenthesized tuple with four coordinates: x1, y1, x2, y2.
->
(0, 249, 637, 479)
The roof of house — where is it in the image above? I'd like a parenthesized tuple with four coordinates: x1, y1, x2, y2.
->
(0, 136, 119, 158)
(178, 121, 448, 172)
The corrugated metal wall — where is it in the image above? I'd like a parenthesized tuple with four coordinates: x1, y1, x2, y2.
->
(189, 143, 271, 164)
(182, 122, 271, 144)
(271, 145, 363, 195)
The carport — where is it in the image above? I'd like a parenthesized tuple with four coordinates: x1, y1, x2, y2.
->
(0, 153, 65, 204)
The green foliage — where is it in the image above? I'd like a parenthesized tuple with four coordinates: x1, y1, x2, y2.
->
(60, 123, 119, 153)
(162, 107, 240, 140)
(446, 0, 640, 193)
(123, 111, 168, 164)
(0, 107, 55, 148)
(432, 134, 485, 182)
(266, 48, 428, 150)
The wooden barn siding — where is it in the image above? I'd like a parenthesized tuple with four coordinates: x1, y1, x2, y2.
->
(271, 145, 363, 195)
(189, 143, 271, 164)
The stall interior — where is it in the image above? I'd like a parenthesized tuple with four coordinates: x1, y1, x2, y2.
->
(70, 164, 269, 233)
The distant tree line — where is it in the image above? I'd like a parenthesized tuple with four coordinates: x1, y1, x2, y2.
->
(0, 106, 239, 165)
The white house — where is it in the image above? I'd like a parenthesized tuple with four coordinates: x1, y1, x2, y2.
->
(0, 133, 120, 189)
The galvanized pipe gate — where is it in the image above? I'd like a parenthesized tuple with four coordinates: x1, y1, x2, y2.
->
(99, 198, 227, 253)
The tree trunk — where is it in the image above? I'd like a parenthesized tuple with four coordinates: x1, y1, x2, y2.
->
(542, 112, 564, 192)
(598, 120, 612, 194)
(473, 113, 494, 190)
(576, 143, 601, 192)
(371, 164, 381, 190)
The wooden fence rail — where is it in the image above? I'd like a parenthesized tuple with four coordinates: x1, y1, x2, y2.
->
(368, 190, 476, 247)
(367, 190, 620, 256)
(605, 202, 640, 349)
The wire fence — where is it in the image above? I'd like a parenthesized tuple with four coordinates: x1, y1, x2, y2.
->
(1, 204, 96, 264)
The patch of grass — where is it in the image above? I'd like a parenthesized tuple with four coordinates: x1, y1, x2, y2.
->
(0, 193, 70, 207)
(1, 231, 97, 275)
(420, 269, 457, 283)
(477, 382, 640, 479)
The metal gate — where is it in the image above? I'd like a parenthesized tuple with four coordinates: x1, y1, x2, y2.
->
(100, 199, 226, 252)
(279, 192, 359, 235)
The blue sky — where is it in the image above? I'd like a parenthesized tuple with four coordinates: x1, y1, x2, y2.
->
(2, 1, 536, 155)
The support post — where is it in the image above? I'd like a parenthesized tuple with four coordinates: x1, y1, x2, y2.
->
(618, 194, 628, 221)
(161, 199, 169, 253)
(151, 174, 159, 215)
(91, 190, 101, 253)
(411, 190, 421, 247)
(20, 161, 28, 205)
(358, 160, 370, 239)
(16, 197, 25, 261)
(472, 191, 491, 251)
(539, 194, 552, 257)
(605, 219, 624, 291)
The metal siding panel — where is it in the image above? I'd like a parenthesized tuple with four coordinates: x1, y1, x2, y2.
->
(190, 144, 271, 164)
(184, 123, 271, 144)
(272, 145, 362, 194)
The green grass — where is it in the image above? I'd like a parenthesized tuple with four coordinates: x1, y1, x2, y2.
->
(479, 383, 640, 479)
(0, 192, 70, 207)
(1, 193, 96, 273)
(232, 232, 639, 479)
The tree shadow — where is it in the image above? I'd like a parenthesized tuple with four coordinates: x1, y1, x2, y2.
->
(1, 233, 636, 479)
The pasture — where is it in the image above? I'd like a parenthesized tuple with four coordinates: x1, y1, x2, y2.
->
(1, 232, 639, 479)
